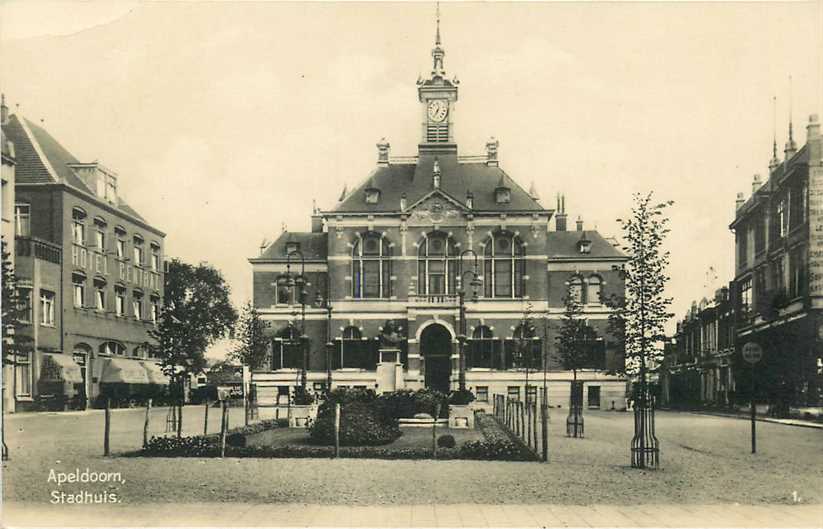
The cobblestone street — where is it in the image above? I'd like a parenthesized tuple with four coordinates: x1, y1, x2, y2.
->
(2, 407, 822, 526)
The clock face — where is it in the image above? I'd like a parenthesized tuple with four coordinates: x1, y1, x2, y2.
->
(427, 100, 448, 122)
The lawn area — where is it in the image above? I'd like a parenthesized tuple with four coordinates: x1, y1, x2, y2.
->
(245, 424, 485, 449)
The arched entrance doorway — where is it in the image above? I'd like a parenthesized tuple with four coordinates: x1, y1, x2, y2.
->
(420, 323, 452, 393)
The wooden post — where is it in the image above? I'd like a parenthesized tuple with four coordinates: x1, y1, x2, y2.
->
(334, 403, 341, 458)
(143, 398, 152, 448)
(541, 387, 549, 462)
(204, 400, 209, 435)
(104, 397, 111, 456)
(432, 403, 441, 458)
(520, 401, 525, 441)
(220, 400, 228, 458)
(176, 399, 183, 439)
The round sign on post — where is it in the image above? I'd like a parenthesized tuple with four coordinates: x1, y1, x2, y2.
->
(742, 342, 763, 364)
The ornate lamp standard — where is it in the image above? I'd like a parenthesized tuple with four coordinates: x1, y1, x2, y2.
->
(456, 249, 482, 392)
(286, 249, 308, 391)
(314, 291, 334, 391)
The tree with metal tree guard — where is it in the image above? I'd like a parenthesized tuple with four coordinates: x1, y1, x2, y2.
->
(149, 259, 237, 438)
(610, 192, 674, 469)
(556, 293, 597, 438)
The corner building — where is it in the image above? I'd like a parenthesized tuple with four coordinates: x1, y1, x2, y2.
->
(250, 24, 628, 410)
(2, 106, 165, 412)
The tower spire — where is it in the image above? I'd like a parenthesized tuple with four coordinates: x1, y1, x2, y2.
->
(770, 95, 780, 170)
(785, 75, 797, 158)
(431, 1, 445, 76)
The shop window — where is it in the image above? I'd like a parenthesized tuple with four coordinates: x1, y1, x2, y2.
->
(100, 341, 126, 356)
(40, 290, 55, 326)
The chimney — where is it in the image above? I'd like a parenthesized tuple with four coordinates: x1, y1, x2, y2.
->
(0, 94, 7, 125)
(311, 214, 323, 233)
(735, 192, 745, 210)
(576, 216, 584, 232)
(752, 174, 762, 194)
(807, 114, 820, 141)
(377, 138, 390, 165)
(555, 193, 567, 231)
(808, 114, 822, 164)
(485, 137, 499, 167)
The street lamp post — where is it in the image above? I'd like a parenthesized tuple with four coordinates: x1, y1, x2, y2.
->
(456, 250, 482, 393)
(315, 291, 334, 391)
(286, 250, 308, 391)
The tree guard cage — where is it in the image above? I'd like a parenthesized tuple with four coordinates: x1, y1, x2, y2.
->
(566, 380, 584, 437)
(631, 388, 659, 469)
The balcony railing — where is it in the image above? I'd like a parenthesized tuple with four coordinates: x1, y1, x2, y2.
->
(408, 293, 458, 305)
(17, 237, 61, 264)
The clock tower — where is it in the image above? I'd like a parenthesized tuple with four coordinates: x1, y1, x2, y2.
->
(417, 7, 458, 155)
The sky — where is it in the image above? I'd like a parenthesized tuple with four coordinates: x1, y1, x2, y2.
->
(1, 1, 821, 358)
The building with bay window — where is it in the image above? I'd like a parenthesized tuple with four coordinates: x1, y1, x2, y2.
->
(1, 100, 167, 412)
(248, 21, 628, 410)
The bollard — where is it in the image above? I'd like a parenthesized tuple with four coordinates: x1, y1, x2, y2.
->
(220, 401, 228, 458)
(432, 403, 441, 458)
(143, 398, 152, 448)
(334, 403, 341, 458)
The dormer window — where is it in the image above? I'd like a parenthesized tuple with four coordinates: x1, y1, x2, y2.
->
(286, 241, 300, 255)
(495, 188, 511, 204)
(365, 189, 380, 204)
(578, 234, 592, 254)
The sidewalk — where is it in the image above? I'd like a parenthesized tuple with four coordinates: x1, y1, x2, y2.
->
(3, 502, 821, 527)
(683, 409, 823, 430)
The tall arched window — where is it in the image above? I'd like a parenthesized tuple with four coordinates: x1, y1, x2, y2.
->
(417, 232, 458, 295)
(568, 275, 584, 304)
(469, 325, 497, 369)
(587, 275, 602, 304)
(352, 232, 392, 298)
(483, 231, 525, 298)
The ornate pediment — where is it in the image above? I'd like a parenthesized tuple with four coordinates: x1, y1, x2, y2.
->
(407, 191, 466, 226)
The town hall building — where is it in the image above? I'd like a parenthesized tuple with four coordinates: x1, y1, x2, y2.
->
(249, 19, 628, 410)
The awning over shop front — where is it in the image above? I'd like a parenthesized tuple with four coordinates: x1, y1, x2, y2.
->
(140, 361, 170, 385)
(40, 353, 84, 384)
(101, 358, 150, 384)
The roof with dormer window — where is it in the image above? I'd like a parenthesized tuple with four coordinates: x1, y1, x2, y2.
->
(330, 154, 546, 214)
(546, 230, 625, 260)
(253, 231, 328, 262)
(1, 114, 158, 230)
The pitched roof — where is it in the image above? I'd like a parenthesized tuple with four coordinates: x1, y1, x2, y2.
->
(2, 114, 151, 225)
(330, 154, 547, 214)
(546, 230, 626, 260)
(253, 231, 328, 262)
